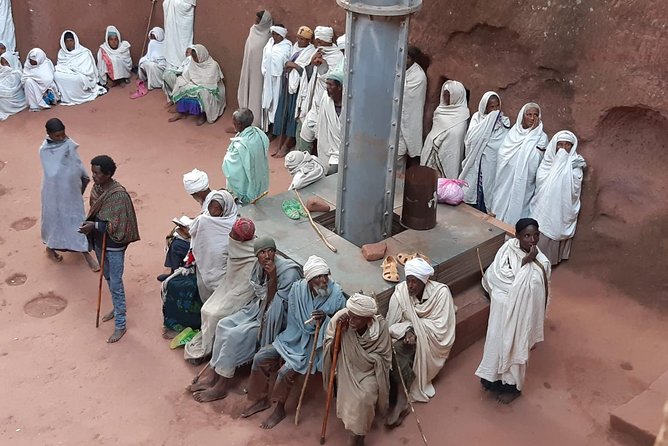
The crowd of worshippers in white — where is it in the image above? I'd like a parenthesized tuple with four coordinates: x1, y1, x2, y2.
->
(153, 167, 552, 444)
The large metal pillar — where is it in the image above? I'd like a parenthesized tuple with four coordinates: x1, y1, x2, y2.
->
(335, 0, 422, 246)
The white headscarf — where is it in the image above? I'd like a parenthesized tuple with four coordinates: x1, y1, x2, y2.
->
(314, 26, 334, 43)
(270, 26, 288, 38)
(22, 48, 55, 87)
(404, 257, 434, 284)
(100, 25, 131, 56)
(336, 34, 346, 49)
(183, 44, 223, 88)
(530, 130, 586, 240)
(304, 255, 330, 282)
(346, 293, 377, 317)
(56, 30, 98, 86)
(144, 27, 166, 63)
(1, 52, 20, 70)
(183, 168, 209, 194)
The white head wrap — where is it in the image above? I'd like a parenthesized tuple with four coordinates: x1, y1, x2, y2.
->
(304, 255, 330, 282)
(557, 131, 576, 145)
(336, 34, 346, 49)
(346, 293, 377, 317)
(183, 169, 209, 194)
(404, 257, 434, 284)
(314, 26, 334, 43)
(270, 26, 288, 38)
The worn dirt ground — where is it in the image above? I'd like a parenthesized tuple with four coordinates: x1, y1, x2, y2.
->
(0, 87, 666, 445)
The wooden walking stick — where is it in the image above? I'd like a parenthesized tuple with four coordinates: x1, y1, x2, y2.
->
(294, 190, 337, 253)
(95, 232, 107, 328)
(141, 0, 158, 59)
(295, 318, 322, 425)
(320, 319, 343, 444)
(392, 344, 428, 446)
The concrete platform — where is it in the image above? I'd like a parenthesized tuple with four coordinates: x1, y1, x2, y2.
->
(241, 174, 504, 355)
(610, 370, 668, 445)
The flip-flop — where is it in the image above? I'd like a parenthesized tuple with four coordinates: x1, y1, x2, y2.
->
(170, 327, 198, 349)
(381, 256, 400, 283)
(282, 199, 303, 220)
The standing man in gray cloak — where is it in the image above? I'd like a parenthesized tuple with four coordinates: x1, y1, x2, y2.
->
(237, 10, 272, 126)
(39, 118, 99, 271)
(188, 236, 302, 402)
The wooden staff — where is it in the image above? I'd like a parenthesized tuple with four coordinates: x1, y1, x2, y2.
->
(95, 232, 107, 328)
(320, 319, 343, 444)
(250, 190, 269, 205)
(295, 318, 322, 425)
(392, 345, 428, 446)
(294, 190, 337, 253)
(476, 247, 485, 278)
(141, 0, 158, 59)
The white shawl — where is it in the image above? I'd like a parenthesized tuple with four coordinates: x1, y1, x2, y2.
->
(56, 31, 99, 89)
(386, 281, 457, 402)
(261, 37, 293, 126)
(398, 63, 427, 158)
(288, 43, 316, 94)
(0, 54, 26, 120)
(420, 80, 470, 178)
(0, 0, 16, 53)
(285, 150, 326, 190)
(189, 190, 237, 301)
(237, 10, 272, 125)
(97, 25, 132, 82)
(482, 238, 550, 385)
(459, 91, 510, 207)
(140, 27, 166, 65)
(298, 45, 344, 120)
(22, 48, 56, 91)
(530, 130, 586, 240)
(180, 44, 222, 88)
(162, 0, 196, 68)
(491, 103, 548, 225)
(316, 94, 342, 166)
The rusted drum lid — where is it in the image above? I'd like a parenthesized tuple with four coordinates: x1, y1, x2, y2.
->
(401, 166, 437, 230)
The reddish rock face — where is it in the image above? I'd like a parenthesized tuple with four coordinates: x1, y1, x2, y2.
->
(361, 241, 387, 262)
(12, 0, 667, 307)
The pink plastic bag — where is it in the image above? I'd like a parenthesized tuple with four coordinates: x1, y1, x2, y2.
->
(437, 179, 468, 205)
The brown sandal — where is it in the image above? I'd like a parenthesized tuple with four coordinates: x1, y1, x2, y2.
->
(381, 256, 400, 282)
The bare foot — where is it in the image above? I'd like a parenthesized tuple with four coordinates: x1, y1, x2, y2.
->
(497, 390, 521, 404)
(101, 310, 114, 323)
(168, 113, 186, 122)
(187, 367, 218, 392)
(274, 147, 290, 159)
(46, 248, 63, 263)
(260, 404, 286, 429)
(241, 399, 272, 418)
(164, 101, 174, 109)
(192, 378, 229, 402)
(167, 105, 178, 114)
(385, 404, 409, 428)
(162, 328, 179, 340)
(195, 115, 207, 126)
(82, 252, 100, 272)
(107, 328, 127, 343)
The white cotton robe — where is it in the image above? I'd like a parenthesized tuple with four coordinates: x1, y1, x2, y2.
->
(22, 48, 59, 110)
(97, 26, 132, 84)
(420, 80, 470, 178)
(162, 48, 192, 100)
(285, 150, 326, 190)
(386, 281, 457, 402)
(39, 137, 90, 252)
(398, 62, 427, 159)
(54, 31, 102, 105)
(139, 27, 167, 89)
(530, 131, 586, 264)
(315, 93, 342, 167)
(0, 54, 26, 120)
(0, 0, 16, 54)
(162, 0, 196, 69)
(475, 238, 551, 390)
(491, 103, 548, 225)
(237, 11, 272, 126)
(459, 91, 510, 209)
(261, 37, 293, 130)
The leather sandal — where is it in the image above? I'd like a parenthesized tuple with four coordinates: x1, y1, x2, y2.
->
(381, 256, 400, 282)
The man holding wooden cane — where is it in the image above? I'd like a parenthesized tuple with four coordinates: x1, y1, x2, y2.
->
(241, 255, 345, 429)
(323, 293, 392, 446)
(79, 155, 140, 343)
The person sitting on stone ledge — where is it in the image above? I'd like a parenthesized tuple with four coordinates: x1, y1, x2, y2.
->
(323, 293, 392, 446)
(96, 25, 132, 89)
(385, 257, 456, 427)
(241, 255, 345, 429)
(188, 236, 302, 402)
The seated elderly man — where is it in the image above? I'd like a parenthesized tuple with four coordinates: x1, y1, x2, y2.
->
(222, 108, 270, 205)
(158, 168, 213, 282)
(385, 257, 456, 427)
(284, 150, 326, 190)
(241, 255, 346, 429)
(324, 293, 392, 446)
(188, 236, 302, 402)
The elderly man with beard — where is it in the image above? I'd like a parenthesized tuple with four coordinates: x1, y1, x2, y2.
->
(241, 255, 346, 429)
(385, 257, 456, 427)
(323, 293, 392, 446)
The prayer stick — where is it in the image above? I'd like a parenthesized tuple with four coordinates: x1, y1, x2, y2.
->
(141, 0, 158, 58)
(250, 190, 269, 205)
(320, 319, 343, 444)
(95, 232, 107, 328)
(392, 345, 428, 446)
(295, 319, 322, 425)
(476, 247, 485, 278)
(294, 190, 337, 253)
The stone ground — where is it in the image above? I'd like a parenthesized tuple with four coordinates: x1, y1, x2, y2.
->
(0, 86, 666, 445)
